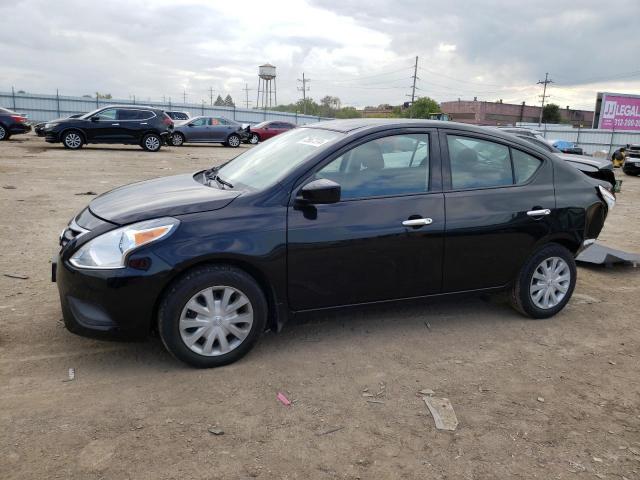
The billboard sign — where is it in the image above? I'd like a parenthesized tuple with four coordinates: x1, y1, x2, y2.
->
(598, 93, 640, 131)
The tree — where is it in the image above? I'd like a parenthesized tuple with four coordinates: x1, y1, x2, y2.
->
(96, 93, 112, 99)
(214, 95, 225, 106)
(402, 97, 440, 119)
(319, 96, 341, 116)
(223, 94, 235, 107)
(335, 106, 361, 119)
(542, 103, 561, 124)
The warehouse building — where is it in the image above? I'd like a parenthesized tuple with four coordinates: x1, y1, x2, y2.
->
(440, 99, 594, 127)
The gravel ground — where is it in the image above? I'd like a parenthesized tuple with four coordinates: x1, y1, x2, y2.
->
(1, 134, 639, 480)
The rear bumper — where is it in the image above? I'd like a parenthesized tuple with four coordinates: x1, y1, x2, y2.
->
(623, 162, 640, 175)
(9, 123, 31, 134)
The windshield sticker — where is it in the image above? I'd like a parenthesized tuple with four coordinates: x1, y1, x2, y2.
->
(297, 136, 330, 147)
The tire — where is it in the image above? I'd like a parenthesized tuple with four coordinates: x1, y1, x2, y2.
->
(158, 265, 267, 368)
(0, 124, 7, 141)
(171, 133, 185, 147)
(226, 134, 241, 148)
(509, 243, 576, 319)
(249, 133, 259, 144)
(62, 130, 83, 149)
(142, 133, 162, 152)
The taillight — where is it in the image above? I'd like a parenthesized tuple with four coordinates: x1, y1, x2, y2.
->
(162, 115, 173, 127)
(11, 115, 26, 123)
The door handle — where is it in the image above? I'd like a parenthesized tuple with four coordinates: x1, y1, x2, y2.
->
(111, 123, 120, 126)
(402, 218, 433, 227)
(140, 122, 148, 125)
(526, 209, 551, 217)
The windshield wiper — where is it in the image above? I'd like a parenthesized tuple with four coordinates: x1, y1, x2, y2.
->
(203, 167, 234, 189)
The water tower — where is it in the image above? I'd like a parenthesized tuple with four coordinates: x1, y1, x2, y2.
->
(256, 63, 277, 109)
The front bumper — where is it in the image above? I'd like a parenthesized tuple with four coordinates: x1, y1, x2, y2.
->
(53, 249, 175, 340)
(45, 131, 60, 143)
(623, 161, 640, 175)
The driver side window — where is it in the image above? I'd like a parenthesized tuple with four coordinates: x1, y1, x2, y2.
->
(95, 108, 117, 121)
(316, 133, 430, 200)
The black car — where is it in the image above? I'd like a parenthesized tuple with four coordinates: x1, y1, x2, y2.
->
(622, 144, 640, 176)
(53, 119, 614, 368)
(511, 134, 616, 188)
(34, 113, 85, 137)
(43, 106, 174, 152)
(0, 107, 31, 140)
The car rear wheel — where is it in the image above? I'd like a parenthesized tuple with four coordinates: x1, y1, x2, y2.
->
(249, 133, 259, 144)
(510, 243, 576, 319)
(62, 130, 83, 149)
(142, 133, 162, 152)
(226, 134, 241, 148)
(158, 265, 267, 368)
(171, 133, 185, 146)
(0, 125, 7, 141)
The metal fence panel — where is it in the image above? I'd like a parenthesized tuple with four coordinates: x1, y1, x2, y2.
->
(0, 91, 332, 125)
(517, 122, 640, 154)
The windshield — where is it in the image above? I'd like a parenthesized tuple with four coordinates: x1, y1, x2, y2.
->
(80, 108, 104, 119)
(217, 127, 343, 190)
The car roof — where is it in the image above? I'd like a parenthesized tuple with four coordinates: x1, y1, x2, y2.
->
(99, 105, 160, 110)
(305, 118, 530, 142)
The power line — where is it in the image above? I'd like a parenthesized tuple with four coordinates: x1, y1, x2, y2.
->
(537, 73, 553, 126)
(297, 72, 311, 114)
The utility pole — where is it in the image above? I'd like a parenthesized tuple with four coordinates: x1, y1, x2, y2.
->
(209, 87, 214, 106)
(406, 56, 419, 118)
(243, 83, 253, 109)
(183, 90, 187, 104)
(297, 73, 310, 115)
(537, 72, 553, 126)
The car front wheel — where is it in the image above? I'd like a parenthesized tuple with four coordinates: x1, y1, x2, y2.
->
(158, 265, 267, 368)
(171, 133, 185, 146)
(226, 134, 241, 148)
(62, 130, 83, 149)
(510, 243, 576, 319)
(249, 133, 259, 144)
(142, 133, 162, 152)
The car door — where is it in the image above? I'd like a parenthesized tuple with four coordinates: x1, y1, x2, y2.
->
(116, 109, 153, 143)
(184, 117, 209, 141)
(88, 108, 119, 142)
(287, 130, 445, 311)
(441, 131, 556, 292)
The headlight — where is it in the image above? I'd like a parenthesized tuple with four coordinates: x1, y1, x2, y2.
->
(69, 217, 179, 269)
(597, 185, 616, 211)
(44, 122, 58, 129)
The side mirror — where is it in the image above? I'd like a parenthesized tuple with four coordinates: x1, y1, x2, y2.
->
(187, 123, 195, 127)
(91, 116, 100, 122)
(298, 179, 341, 205)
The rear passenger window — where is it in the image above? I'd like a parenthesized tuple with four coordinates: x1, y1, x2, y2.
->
(316, 133, 430, 199)
(447, 135, 512, 189)
(512, 149, 542, 183)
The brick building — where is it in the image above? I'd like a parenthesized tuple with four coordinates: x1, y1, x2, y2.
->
(440, 99, 594, 127)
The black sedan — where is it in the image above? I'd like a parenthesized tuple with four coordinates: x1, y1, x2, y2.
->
(53, 119, 614, 367)
(0, 107, 31, 140)
(622, 144, 640, 176)
(43, 106, 174, 151)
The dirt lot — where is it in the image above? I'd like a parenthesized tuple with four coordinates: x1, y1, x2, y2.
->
(1, 134, 639, 480)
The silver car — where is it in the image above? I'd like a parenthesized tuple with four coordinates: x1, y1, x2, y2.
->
(171, 116, 245, 148)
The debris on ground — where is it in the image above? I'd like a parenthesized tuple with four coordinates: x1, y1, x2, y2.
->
(63, 368, 75, 382)
(576, 242, 640, 267)
(316, 426, 344, 436)
(423, 396, 458, 431)
(609, 360, 617, 365)
(3, 273, 29, 280)
(362, 392, 374, 397)
(537, 397, 545, 403)
(74, 191, 97, 196)
(424, 321, 431, 329)
(276, 392, 291, 406)
(418, 388, 434, 396)
(571, 293, 602, 305)
(208, 426, 224, 436)
(2, 185, 16, 189)
(366, 399, 385, 405)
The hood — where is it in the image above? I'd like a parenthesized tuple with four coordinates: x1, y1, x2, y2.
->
(89, 173, 240, 225)
(557, 153, 610, 169)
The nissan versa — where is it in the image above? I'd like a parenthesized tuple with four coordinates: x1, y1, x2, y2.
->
(53, 119, 615, 368)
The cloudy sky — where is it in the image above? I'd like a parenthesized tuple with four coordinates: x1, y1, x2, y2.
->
(1, 0, 639, 110)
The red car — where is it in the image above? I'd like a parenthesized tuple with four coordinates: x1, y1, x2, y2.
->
(248, 121, 296, 144)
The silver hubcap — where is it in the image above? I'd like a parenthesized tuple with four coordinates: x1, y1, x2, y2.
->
(145, 136, 160, 150)
(229, 136, 240, 147)
(65, 133, 81, 148)
(250, 134, 258, 144)
(172, 134, 183, 146)
(0, 126, 5, 139)
(530, 256, 570, 309)
(179, 286, 253, 356)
